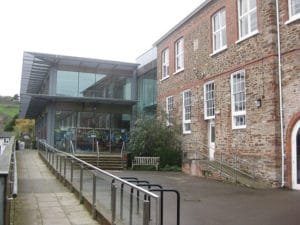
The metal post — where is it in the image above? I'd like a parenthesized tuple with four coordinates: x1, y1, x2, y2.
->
(79, 163, 83, 204)
(59, 156, 62, 179)
(120, 183, 124, 220)
(92, 174, 97, 219)
(56, 154, 58, 172)
(70, 160, 74, 192)
(143, 200, 150, 225)
(51, 152, 54, 169)
(111, 183, 117, 225)
(129, 188, 134, 225)
(137, 190, 140, 214)
(63, 156, 67, 185)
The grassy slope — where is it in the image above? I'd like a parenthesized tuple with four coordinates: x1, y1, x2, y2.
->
(0, 101, 19, 130)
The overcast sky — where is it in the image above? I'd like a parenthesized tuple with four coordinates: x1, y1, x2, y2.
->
(0, 0, 204, 96)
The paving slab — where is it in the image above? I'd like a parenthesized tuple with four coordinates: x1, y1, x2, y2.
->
(12, 150, 99, 225)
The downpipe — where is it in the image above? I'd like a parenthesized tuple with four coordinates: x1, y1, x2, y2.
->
(275, 0, 285, 187)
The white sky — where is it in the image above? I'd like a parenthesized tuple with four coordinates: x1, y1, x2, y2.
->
(0, 0, 204, 96)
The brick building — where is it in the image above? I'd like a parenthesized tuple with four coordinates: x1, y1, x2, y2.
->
(155, 0, 300, 188)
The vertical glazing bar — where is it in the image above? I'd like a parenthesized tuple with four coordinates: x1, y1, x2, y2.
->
(79, 163, 83, 204)
(92, 174, 97, 219)
(111, 183, 117, 225)
(143, 200, 150, 225)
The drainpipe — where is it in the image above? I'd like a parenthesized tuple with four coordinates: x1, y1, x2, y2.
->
(275, 0, 285, 187)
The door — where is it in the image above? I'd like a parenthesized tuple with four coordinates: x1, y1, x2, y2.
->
(292, 120, 300, 190)
(209, 121, 215, 160)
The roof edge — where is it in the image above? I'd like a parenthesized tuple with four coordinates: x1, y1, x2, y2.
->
(153, 0, 213, 46)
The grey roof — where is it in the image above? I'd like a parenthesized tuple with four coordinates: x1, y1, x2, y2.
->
(20, 52, 139, 119)
(153, 0, 212, 46)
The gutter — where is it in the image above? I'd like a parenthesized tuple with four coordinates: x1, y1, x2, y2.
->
(275, 0, 285, 187)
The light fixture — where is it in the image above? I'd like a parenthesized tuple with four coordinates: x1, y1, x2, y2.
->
(255, 99, 262, 108)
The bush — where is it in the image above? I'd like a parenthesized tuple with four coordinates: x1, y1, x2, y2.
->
(128, 117, 182, 168)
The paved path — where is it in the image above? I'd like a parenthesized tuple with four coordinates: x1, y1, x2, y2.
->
(12, 149, 300, 225)
(112, 171, 300, 225)
(12, 150, 99, 225)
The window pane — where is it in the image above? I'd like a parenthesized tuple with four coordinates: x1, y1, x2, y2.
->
(250, 11, 258, 32)
(240, 0, 248, 14)
(79, 72, 95, 97)
(292, 0, 300, 15)
(56, 71, 79, 97)
(249, 0, 256, 10)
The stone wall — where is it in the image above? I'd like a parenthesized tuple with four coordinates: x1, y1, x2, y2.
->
(156, 0, 286, 185)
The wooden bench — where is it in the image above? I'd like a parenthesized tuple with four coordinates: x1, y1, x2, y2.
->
(132, 156, 160, 171)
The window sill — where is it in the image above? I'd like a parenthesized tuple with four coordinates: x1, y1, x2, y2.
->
(210, 46, 228, 57)
(285, 15, 300, 25)
(183, 131, 191, 134)
(161, 76, 169, 82)
(173, 68, 184, 75)
(236, 30, 259, 44)
(232, 125, 246, 130)
(204, 116, 215, 120)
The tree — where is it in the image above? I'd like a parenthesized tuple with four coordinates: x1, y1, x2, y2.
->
(128, 117, 182, 168)
(4, 114, 18, 131)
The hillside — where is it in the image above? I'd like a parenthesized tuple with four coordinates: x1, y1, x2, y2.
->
(0, 96, 19, 131)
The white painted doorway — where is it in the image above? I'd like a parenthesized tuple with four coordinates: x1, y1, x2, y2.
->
(209, 121, 215, 160)
(292, 120, 300, 190)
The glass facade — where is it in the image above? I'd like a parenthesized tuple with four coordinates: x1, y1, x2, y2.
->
(137, 69, 157, 118)
(54, 110, 130, 153)
(56, 70, 132, 100)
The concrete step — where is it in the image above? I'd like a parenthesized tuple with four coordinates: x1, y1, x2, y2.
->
(75, 154, 126, 170)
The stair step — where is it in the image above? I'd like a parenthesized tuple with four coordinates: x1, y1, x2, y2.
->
(74, 154, 126, 170)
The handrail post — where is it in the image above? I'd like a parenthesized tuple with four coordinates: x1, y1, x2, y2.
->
(120, 183, 124, 220)
(63, 156, 67, 185)
(92, 174, 97, 219)
(70, 159, 74, 192)
(143, 200, 150, 225)
(111, 183, 117, 225)
(79, 163, 83, 204)
(129, 188, 134, 225)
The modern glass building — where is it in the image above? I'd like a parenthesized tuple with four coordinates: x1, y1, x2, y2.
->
(20, 52, 140, 153)
(136, 48, 157, 118)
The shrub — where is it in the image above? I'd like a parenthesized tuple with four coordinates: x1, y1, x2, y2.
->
(128, 117, 182, 168)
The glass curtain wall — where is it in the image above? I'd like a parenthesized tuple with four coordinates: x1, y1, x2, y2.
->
(137, 69, 157, 118)
(56, 70, 132, 100)
(54, 111, 130, 153)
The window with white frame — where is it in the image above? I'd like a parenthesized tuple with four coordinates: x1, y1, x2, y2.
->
(183, 90, 192, 133)
(175, 38, 184, 72)
(212, 8, 227, 53)
(166, 96, 174, 126)
(231, 70, 246, 129)
(162, 48, 169, 79)
(238, 0, 258, 39)
(204, 81, 215, 120)
(289, 0, 300, 20)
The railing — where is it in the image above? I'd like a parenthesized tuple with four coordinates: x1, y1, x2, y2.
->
(183, 140, 257, 183)
(0, 137, 17, 225)
(38, 140, 160, 225)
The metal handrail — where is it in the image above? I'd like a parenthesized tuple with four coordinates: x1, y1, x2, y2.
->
(11, 149, 18, 198)
(40, 140, 159, 198)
